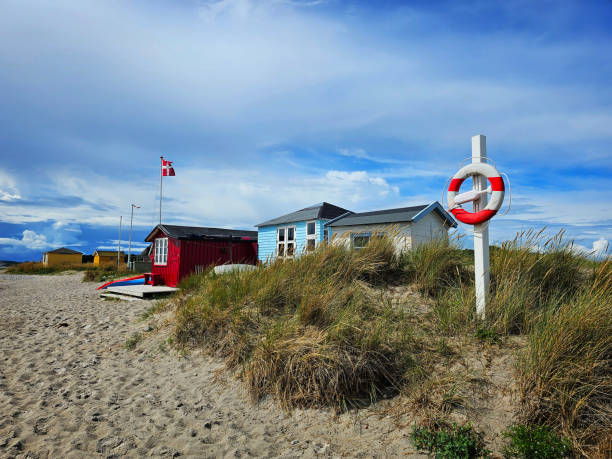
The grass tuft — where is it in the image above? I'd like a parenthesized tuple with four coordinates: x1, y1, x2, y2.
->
(124, 333, 142, 350)
(401, 236, 469, 296)
(516, 259, 611, 456)
(82, 265, 131, 282)
(173, 236, 418, 410)
(487, 229, 587, 334)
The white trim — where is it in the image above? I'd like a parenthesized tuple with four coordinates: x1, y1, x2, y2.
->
(276, 225, 296, 258)
(305, 220, 316, 252)
(154, 237, 168, 265)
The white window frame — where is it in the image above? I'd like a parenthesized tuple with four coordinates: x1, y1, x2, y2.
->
(351, 231, 385, 250)
(154, 237, 168, 265)
(277, 225, 296, 258)
(305, 220, 317, 252)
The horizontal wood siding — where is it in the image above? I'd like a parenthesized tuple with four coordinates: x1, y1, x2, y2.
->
(260, 220, 323, 261)
(258, 226, 277, 262)
(294, 221, 306, 255)
(411, 212, 448, 247)
(179, 239, 257, 285)
(151, 237, 181, 287)
(317, 219, 330, 245)
(331, 223, 412, 253)
(45, 253, 82, 266)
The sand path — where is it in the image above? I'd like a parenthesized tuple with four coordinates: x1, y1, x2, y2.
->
(0, 273, 426, 458)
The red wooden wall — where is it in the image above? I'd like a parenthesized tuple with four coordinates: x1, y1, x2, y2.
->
(151, 237, 182, 287)
(151, 237, 257, 287)
(179, 239, 257, 284)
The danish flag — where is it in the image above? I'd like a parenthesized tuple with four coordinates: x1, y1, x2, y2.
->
(161, 158, 175, 176)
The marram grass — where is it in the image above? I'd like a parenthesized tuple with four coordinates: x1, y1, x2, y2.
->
(173, 236, 419, 409)
(169, 228, 610, 455)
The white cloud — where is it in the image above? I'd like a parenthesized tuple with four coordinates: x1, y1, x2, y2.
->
(571, 237, 610, 259)
(337, 148, 371, 160)
(0, 166, 404, 229)
(593, 238, 609, 256)
(2, 0, 611, 158)
(97, 240, 150, 251)
(0, 170, 21, 202)
(0, 230, 52, 250)
(0, 0, 610, 251)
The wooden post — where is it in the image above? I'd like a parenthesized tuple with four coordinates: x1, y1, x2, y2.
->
(472, 135, 490, 320)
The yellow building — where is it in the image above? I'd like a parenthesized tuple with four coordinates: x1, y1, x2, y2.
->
(94, 250, 125, 266)
(42, 247, 83, 267)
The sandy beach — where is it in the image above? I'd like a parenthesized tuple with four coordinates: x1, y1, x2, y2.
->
(0, 273, 441, 458)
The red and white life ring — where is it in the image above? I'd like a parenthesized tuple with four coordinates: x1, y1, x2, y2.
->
(447, 163, 505, 225)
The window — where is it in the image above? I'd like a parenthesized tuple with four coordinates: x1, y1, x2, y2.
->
(154, 237, 168, 265)
(352, 233, 371, 249)
(277, 225, 296, 258)
(351, 232, 385, 249)
(323, 228, 329, 243)
(306, 221, 316, 252)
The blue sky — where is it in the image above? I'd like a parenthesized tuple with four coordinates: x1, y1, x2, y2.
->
(1, 0, 610, 261)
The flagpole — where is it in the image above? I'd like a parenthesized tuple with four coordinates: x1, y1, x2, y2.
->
(159, 156, 163, 225)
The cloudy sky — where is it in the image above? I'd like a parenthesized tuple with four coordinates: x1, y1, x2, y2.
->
(1, 0, 611, 261)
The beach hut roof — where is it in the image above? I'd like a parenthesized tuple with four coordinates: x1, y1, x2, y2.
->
(325, 202, 457, 228)
(94, 250, 125, 256)
(44, 247, 83, 255)
(145, 224, 257, 242)
(256, 202, 351, 227)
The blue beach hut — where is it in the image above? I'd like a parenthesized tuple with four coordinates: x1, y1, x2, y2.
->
(256, 202, 351, 262)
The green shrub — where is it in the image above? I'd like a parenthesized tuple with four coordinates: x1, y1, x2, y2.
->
(474, 327, 499, 345)
(411, 422, 489, 458)
(502, 425, 571, 458)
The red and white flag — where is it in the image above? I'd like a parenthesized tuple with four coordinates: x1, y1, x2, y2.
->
(161, 158, 175, 176)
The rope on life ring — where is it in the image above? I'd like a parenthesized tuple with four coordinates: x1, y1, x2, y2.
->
(447, 163, 505, 225)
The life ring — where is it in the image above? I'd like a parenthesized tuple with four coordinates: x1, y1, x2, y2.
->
(447, 163, 505, 225)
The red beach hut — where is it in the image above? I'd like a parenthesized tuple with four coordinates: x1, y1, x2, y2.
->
(144, 224, 258, 287)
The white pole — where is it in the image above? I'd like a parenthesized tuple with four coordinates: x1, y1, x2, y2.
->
(472, 135, 490, 320)
(159, 156, 163, 225)
(128, 204, 141, 270)
(117, 215, 123, 269)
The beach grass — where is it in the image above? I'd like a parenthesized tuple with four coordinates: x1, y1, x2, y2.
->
(173, 236, 420, 410)
(82, 264, 132, 282)
(163, 228, 610, 455)
(6, 261, 90, 275)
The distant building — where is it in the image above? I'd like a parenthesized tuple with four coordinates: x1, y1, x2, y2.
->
(42, 247, 83, 266)
(326, 202, 457, 252)
(93, 250, 125, 266)
(256, 202, 351, 262)
(144, 224, 258, 287)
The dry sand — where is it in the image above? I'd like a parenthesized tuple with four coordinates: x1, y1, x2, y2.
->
(0, 273, 518, 458)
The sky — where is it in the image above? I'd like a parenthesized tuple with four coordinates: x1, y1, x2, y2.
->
(1, 0, 611, 261)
